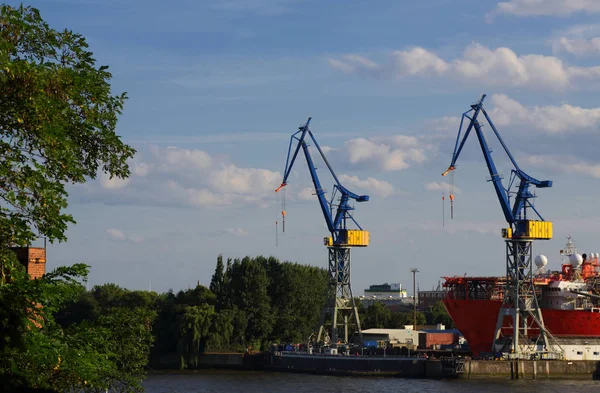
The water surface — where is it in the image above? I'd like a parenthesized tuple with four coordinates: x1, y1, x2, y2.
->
(143, 370, 600, 393)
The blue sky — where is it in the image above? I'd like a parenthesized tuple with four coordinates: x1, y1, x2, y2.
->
(19, 0, 600, 294)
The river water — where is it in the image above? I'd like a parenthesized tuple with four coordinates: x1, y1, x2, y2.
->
(143, 370, 599, 393)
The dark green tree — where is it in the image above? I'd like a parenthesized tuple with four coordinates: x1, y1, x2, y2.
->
(176, 283, 216, 306)
(430, 301, 455, 328)
(206, 308, 235, 351)
(209, 255, 225, 307)
(410, 311, 427, 326)
(228, 257, 273, 347)
(267, 260, 327, 343)
(231, 308, 249, 349)
(389, 311, 411, 329)
(54, 288, 101, 326)
(362, 302, 392, 329)
(0, 259, 155, 393)
(91, 283, 128, 308)
(92, 307, 156, 392)
(177, 304, 215, 368)
(121, 290, 158, 309)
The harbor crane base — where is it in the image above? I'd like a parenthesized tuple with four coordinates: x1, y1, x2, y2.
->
(492, 239, 563, 359)
(316, 246, 362, 346)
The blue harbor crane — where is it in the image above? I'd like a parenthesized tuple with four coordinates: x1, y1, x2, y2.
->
(442, 94, 562, 359)
(276, 117, 369, 346)
(442, 94, 552, 241)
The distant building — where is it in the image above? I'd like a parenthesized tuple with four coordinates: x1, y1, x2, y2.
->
(364, 283, 407, 298)
(357, 296, 414, 312)
(418, 282, 445, 311)
(361, 327, 422, 349)
(357, 283, 413, 311)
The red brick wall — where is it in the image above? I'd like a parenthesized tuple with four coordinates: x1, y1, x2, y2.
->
(10, 247, 47, 280)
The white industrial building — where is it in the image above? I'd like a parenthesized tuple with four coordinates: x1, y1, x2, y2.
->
(363, 283, 408, 299)
(361, 327, 422, 347)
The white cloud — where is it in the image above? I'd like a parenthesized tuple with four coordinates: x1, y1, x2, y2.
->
(328, 54, 380, 74)
(153, 146, 212, 170)
(488, 94, 600, 133)
(553, 37, 600, 56)
(429, 94, 600, 135)
(77, 132, 429, 211)
(425, 182, 461, 195)
(551, 25, 600, 57)
(338, 174, 395, 198)
(344, 135, 427, 171)
(106, 228, 126, 241)
(297, 187, 315, 201)
(393, 47, 448, 76)
(489, 0, 600, 18)
(128, 235, 145, 243)
(208, 165, 281, 195)
(77, 146, 281, 210)
(133, 162, 151, 177)
(329, 43, 600, 91)
(99, 172, 131, 190)
(425, 116, 461, 132)
(523, 155, 600, 178)
(106, 228, 144, 242)
(225, 227, 249, 237)
(320, 145, 336, 155)
(167, 181, 234, 208)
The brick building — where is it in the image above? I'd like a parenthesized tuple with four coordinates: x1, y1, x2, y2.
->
(418, 286, 445, 311)
(10, 247, 47, 279)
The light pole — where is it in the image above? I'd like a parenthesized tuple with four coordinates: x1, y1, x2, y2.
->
(410, 268, 419, 332)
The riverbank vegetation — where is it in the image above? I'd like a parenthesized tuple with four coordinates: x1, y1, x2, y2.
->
(52, 254, 454, 371)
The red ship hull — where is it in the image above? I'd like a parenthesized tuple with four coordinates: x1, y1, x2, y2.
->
(443, 298, 600, 356)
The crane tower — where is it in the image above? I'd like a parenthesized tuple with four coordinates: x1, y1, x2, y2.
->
(442, 95, 562, 359)
(276, 117, 369, 346)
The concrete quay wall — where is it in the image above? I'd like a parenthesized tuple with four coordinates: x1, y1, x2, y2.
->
(462, 360, 600, 380)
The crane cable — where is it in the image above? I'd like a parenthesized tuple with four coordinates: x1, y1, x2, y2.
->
(442, 193, 445, 227)
(449, 171, 455, 219)
(281, 187, 286, 233)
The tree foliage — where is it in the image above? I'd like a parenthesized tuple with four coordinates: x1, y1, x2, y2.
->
(209, 255, 224, 308)
(0, 5, 135, 248)
(148, 255, 329, 367)
(360, 303, 427, 330)
(0, 257, 155, 393)
(430, 300, 455, 328)
(177, 304, 215, 368)
(362, 302, 391, 329)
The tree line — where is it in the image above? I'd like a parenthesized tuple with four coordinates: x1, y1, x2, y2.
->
(50, 254, 455, 371)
